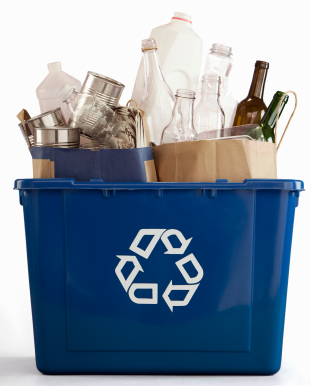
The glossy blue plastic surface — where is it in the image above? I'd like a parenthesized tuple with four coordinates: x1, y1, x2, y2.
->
(15, 179, 303, 375)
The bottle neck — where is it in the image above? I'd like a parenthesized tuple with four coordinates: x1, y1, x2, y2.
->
(48, 62, 62, 73)
(64, 89, 77, 105)
(201, 79, 219, 101)
(142, 49, 165, 84)
(248, 66, 268, 99)
(171, 95, 195, 129)
(260, 92, 289, 129)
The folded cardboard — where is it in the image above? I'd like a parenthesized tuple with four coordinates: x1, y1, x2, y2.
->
(152, 139, 277, 182)
(31, 147, 157, 182)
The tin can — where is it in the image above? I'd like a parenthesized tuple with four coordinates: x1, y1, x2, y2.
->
(33, 126, 80, 148)
(18, 108, 66, 149)
(81, 72, 125, 109)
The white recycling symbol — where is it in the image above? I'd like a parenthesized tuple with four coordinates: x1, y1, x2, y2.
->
(115, 229, 204, 312)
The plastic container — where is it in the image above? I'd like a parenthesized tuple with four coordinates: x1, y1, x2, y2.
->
(131, 12, 203, 105)
(36, 62, 81, 122)
(195, 44, 238, 128)
(15, 178, 303, 375)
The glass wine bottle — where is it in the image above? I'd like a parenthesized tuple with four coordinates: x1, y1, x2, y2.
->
(244, 91, 289, 142)
(161, 89, 197, 144)
(140, 38, 175, 146)
(233, 60, 269, 126)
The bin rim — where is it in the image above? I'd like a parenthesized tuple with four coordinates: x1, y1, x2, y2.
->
(14, 178, 304, 192)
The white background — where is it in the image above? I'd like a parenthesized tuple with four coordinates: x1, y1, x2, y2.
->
(0, 0, 310, 385)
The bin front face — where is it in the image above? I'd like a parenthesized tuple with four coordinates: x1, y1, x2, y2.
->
(64, 188, 254, 353)
(16, 179, 302, 375)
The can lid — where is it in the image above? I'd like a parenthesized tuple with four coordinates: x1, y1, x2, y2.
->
(58, 84, 74, 102)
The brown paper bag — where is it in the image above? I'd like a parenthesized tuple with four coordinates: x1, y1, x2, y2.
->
(153, 91, 297, 183)
(153, 140, 277, 182)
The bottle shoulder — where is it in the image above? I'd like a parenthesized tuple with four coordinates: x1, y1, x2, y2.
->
(237, 96, 267, 109)
(36, 71, 81, 99)
(195, 99, 222, 114)
(151, 23, 202, 40)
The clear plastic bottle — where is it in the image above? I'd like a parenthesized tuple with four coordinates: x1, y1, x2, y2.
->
(131, 12, 203, 105)
(161, 89, 197, 144)
(140, 38, 175, 146)
(194, 75, 224, 139)
(36, 62, 81, 122)
(195, 44, 238, 128)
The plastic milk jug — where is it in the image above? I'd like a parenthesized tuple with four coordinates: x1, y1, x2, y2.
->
(131, 12, 203, 106)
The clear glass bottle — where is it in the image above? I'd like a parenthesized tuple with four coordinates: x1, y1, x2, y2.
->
(140, 38, 175, 146)
(161, 89, 197, 144)
(195, 44, 238, 128)
(194, 75, 224, 139)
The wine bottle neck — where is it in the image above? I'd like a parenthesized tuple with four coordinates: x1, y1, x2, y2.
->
(248, 66, 268, 99)
(260, 92, 289, 130)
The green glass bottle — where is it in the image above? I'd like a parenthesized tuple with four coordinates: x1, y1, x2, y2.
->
(233, 61, 269, 126)
(244, 91, 289, 142)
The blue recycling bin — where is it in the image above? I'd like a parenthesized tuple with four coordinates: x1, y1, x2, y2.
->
(14, 178, 303, 375)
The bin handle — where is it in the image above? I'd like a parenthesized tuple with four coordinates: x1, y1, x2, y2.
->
(275, 91, 297, 152)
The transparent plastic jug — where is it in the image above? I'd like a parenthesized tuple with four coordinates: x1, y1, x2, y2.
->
(195, 44, 238, 128)
(161, 89, 197, 144)
(36, 62, 81, 122)
(131, 12, 203, 105)
(140, 38, 175, 146)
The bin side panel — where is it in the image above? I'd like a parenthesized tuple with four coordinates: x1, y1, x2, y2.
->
(249, 189, 297, 373)
(64, 188, 254, 352)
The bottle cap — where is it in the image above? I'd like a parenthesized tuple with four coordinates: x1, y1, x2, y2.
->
(58, 84, 74, 102)
(141, 38, 157, 50)
(172, 12, 192, 23)
(255, 61, 269, 69)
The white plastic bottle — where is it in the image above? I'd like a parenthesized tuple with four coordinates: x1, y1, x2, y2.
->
(131, 12, 203, 105)
(36, 62, 81, 122)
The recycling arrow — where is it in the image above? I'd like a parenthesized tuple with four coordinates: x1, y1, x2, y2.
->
(175, 253, 204, 284)
(129, 229, 166, 259)
(161, 229, 192, 254)
(115, 255, 143, 292)
(162, 281, 199, 312)
(116, 228, 203, 310)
